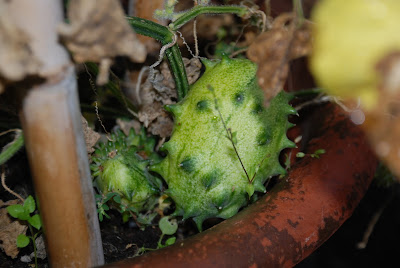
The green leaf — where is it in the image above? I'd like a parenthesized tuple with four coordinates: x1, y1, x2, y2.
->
(314, 149, 326, 155)
(113, 194, 121, 204)
(18, 210, 30, 221)
(102, 203, 109, 210)
(16, 234, 30, 248)
(23, 195, 35, 214)
(296, 152, 305, 158)
(137, 212, 157, 226)
(28, 214, 42, 230)
(95, 194, 103, 202)
(159, 217, 178, 235)
(165, 237, 176, 246)
(7, 204, 25, 219)
(104, 192, 118, 203)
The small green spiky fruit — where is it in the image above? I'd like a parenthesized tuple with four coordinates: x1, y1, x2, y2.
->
(91, 128, 162, 212)
(151, 56, 296, 230)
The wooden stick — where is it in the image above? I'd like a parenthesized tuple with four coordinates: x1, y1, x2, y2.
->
(5, 0, 104, 266)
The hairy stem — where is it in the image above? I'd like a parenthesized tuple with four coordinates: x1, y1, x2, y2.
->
(0, 129, 24, 166)
(169, 5, 248, 31)
(126, 16, 189, 100)
(30, 226, 38, 268)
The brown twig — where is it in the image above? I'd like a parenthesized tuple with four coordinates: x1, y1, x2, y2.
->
(356, 191, 393, 249)
(1, 166, 24, 202)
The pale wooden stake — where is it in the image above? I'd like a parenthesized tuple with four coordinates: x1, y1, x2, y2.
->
(6, 0, 104, 266)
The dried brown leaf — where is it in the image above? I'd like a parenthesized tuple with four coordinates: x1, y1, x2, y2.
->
(362, 52, 400, 179)
(0, 2, 41, 91)
(59, 0, 146, 65)
(0, 199, 28, 259)
(116, 119, 142, 136)
(132, 58, 201, 138)
(81, 116, 100, 155)
(131, 0, 165, 55)
(247, 13, 312, 104)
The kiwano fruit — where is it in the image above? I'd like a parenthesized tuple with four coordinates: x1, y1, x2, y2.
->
(151, 56, 296, 230)
(91, 128, 162, 213)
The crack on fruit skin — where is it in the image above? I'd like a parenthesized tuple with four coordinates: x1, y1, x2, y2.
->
(152, 57, 296, 230)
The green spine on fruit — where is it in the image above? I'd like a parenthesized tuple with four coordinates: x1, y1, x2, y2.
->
(91, 128, 162, 212)
(151, 56, 296, 230)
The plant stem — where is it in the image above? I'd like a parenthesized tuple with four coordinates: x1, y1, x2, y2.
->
(29, 225, 38, 268)
(165, 45, 188, 100)
(169, 5, 248, 31)
(126, 16, 189, 100)
(293, 0, 305, 25)
(126, 17, 172, 42)
(1, 167, 25, 202)
(157, 234, 165, 248)
(126, 6, 249, 100)
(0, 129, 24, 165)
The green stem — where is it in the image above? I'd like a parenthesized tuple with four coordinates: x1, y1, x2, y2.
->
(126, 6, 249, 100)
(157, 233, 165, 248)
(0, 130, 24, 165)
(293, 0, 305, 25)
(126, 6, 250, 99)
(165, 45, 188, 100)
(126, 17, 172, 42)
(29, 225, 38, 268)
(126, 16, 189, 100)
(169, 5, 248, 31)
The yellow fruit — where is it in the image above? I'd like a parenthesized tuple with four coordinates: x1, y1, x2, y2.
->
(310, 0, 400, 109)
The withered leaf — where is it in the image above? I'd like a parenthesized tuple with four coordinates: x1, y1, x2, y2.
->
(362, 51, 400, 180)
(0, 1, 42, 93)
(247, 13, 312, 104)
(132, 0, 165, 54)
(59, 0, 146, 69)
(81, 116, 100, 155)
(133, 58, 201, 138)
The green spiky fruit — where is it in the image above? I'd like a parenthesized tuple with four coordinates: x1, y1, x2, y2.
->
(151, 56, 296, 230)
(91, 128, 162, 212)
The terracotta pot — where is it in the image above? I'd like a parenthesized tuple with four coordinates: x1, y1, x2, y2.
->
(100, 103, 377, 268)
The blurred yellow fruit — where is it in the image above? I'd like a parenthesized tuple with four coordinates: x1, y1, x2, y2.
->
(310, 0, 400, 109)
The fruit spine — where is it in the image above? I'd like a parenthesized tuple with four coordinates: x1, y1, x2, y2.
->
(151, 56, 296, 230)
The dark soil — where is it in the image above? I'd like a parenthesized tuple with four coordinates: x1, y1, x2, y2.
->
(100, 211, 160, 264)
